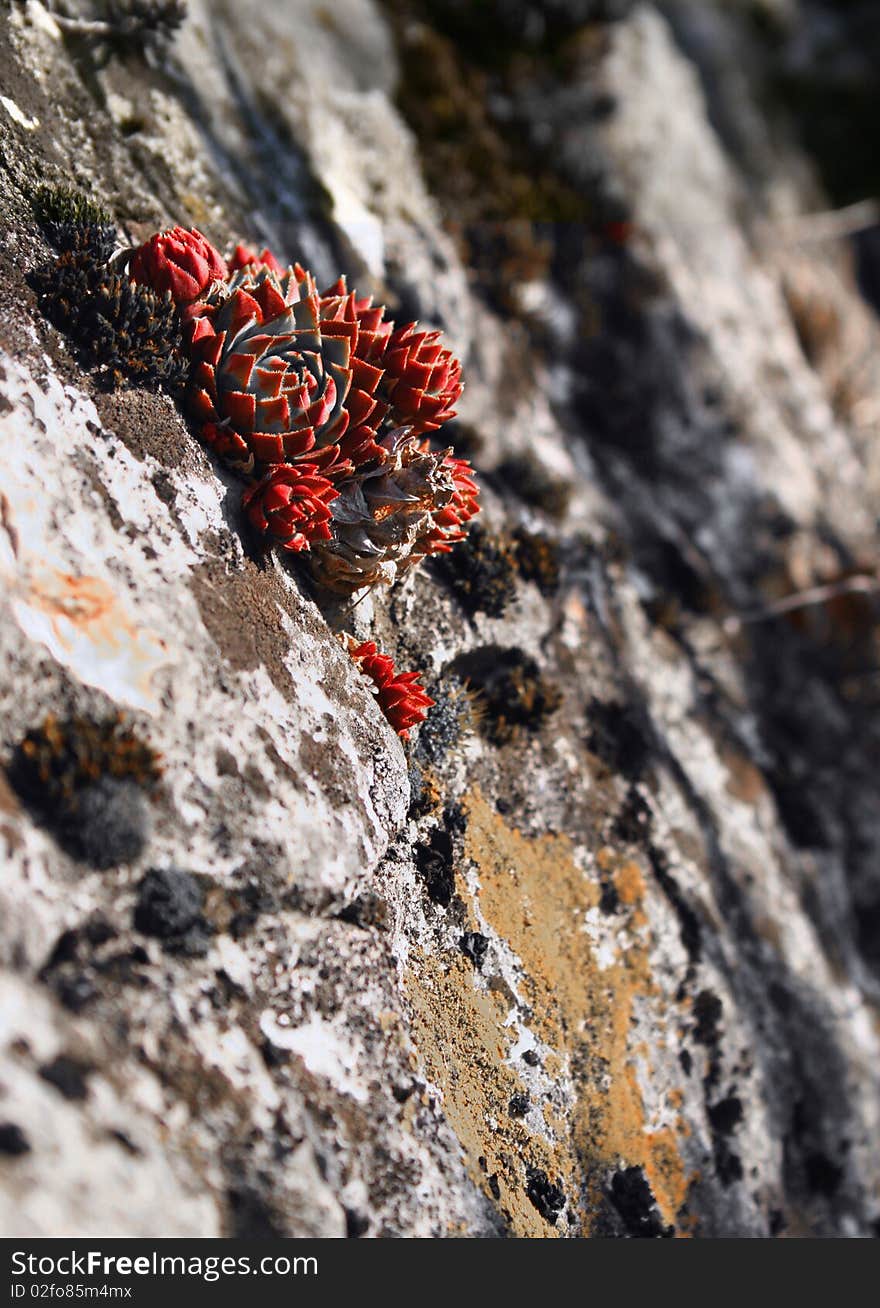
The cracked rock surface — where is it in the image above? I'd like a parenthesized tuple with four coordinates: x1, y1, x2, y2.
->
(1, 0, 879, 1237)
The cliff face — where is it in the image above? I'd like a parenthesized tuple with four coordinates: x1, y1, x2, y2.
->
(1, 0, 879, 1238)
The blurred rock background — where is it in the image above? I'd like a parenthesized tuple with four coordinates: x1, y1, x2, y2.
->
(0, 0, 878, 1236)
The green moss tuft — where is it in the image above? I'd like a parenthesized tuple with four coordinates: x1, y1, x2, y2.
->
(32, 185, 114, 234)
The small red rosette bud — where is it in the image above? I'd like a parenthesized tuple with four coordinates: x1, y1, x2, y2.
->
(414, 453, 480, 557)
(129, 227, 228, 305)
(242, 464, 338, 552)
(345, 636, 435, 739)
(380, 322, 463, 433)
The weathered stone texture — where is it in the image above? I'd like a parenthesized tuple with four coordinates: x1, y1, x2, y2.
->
(0, 0, 878, 1236)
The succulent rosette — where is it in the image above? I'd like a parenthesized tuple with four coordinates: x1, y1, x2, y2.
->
(380, 322, 463, 433)
(242, 464, 338, 552)
(187, 263, 390, 477)
(309, 428, 463, 593)
(412, 454, 480, 558)
(344, 636, 435, 739)
(129, 226, 228, 305)
(319, 276, 394, 363)
(228, 242, 284, 276)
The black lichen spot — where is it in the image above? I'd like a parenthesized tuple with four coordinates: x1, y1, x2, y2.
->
(108, 1128, 141, 1156)
(768, 776, 831, 851)
(0, 1123, 31, 1156)
(613, 784, 653, 844)
(708, 1095, 743, 1136)
(31, 250, 187, 392)
(134, 868, 212, 955)
(460, 931, 489, 969)
(648, 846, 702, 962)
(714, 1138, 744, 1188)
(708, 1095, 744, 1188)
(512, 526, 561, 596)
(804, 1151, 844, 1198)
(226, 1185, 285, 1239)
(38, 917, 150, 1011)
(38, 1055, 91, 1101)
(488, 1173, 501, 1200)
(218, 879, 281, 939)
(508, 1093, 530, 1118)
(679, 1048, 693, 1076)
(496, 455, 571, 519)
(598, 877, 620, 915)
(450, 646, 562, 746)
(432, 522, 518, 618)
(260, 1038, 290, 1070)
(345, 1208, 369, 1238)
(521, 1049, 541, 1068)
(525, 1167, 566, 1225)
(8, 714, 161, 868)
(415, 828, 456, 907)
(336, 891, 388, 930)
(692, 990, 723, 1047)
(607, 1166, 674, 1238)
(587, 698, 653, 780)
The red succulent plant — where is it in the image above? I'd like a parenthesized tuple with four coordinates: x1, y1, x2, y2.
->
(380, 322, 463, 433)
(242, 464, 338, 552)
(345, 637, 435, 739)
(129, 226, 228, 305)
(187, 264, 390, 477)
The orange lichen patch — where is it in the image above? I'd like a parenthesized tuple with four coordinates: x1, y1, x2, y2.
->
(455, 787, 690, 1234)
(614, 859, 646, 908)
(642, 1124, 691, 1223)
(9, 569, 169, 712)
(405, 950, 566, 1238)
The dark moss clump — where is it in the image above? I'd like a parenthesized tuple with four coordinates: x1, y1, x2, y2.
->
(412, 675, 475, 764)
(134, 868, 213, 956)
(496, 454, 571, 519)
(56, 0, 187, 60)
(450, 646, 562, 745)
(32, 185, 117, 263)
(384, 3, 586, 314)
(8, 713, 161, 867)
(513, 526, 561, 596)
(32, 250, 187, 391)
(432, 523, 518, 618)
(72, 775, 152, 867)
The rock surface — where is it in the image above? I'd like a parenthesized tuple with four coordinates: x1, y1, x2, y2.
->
(1, 0, 879, 1237)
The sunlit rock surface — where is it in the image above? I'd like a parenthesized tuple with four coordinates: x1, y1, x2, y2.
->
(0, 0, 878, 1237)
